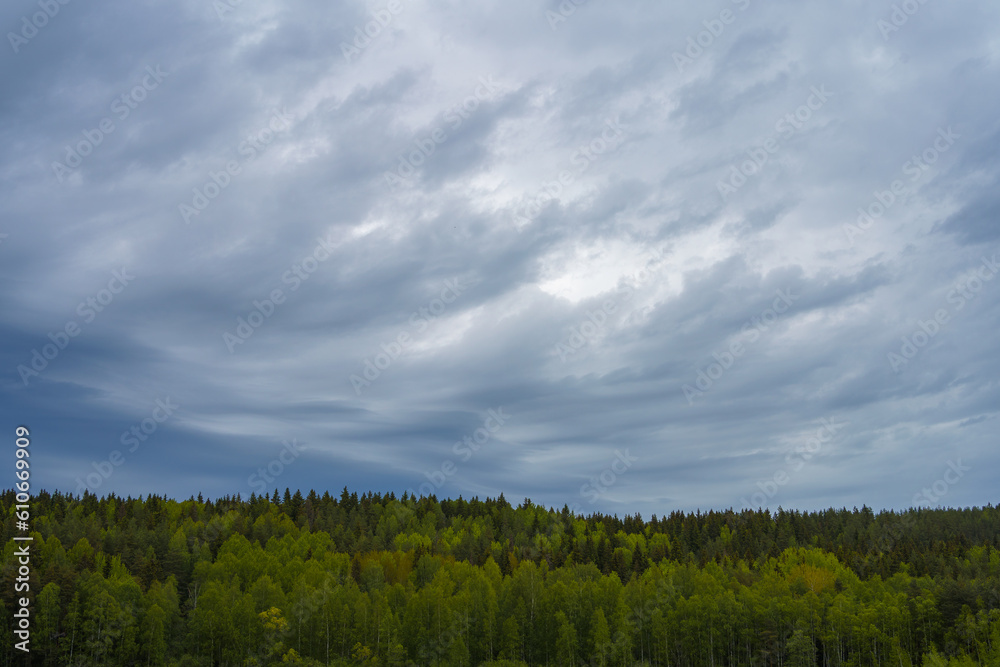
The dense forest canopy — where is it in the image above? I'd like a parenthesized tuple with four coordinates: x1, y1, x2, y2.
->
(1, 488, 998, 666)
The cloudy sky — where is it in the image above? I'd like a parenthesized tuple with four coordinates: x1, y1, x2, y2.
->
(3, 0, 998, 517)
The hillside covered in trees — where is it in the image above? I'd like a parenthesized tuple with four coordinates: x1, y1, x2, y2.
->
(1, 488, 999, 666)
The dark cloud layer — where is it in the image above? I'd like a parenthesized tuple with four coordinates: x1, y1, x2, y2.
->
(3, 0, 998, 517)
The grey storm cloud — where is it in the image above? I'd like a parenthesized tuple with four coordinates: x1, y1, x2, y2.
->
(2, 0, 998, 518)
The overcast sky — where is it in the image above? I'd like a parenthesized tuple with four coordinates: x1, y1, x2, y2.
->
(3, 0, 998, 518)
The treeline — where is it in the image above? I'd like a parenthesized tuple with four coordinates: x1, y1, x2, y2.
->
(0, 488, 998, 666)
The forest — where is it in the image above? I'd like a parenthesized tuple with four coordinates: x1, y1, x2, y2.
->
(1, 488, 999, 666)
